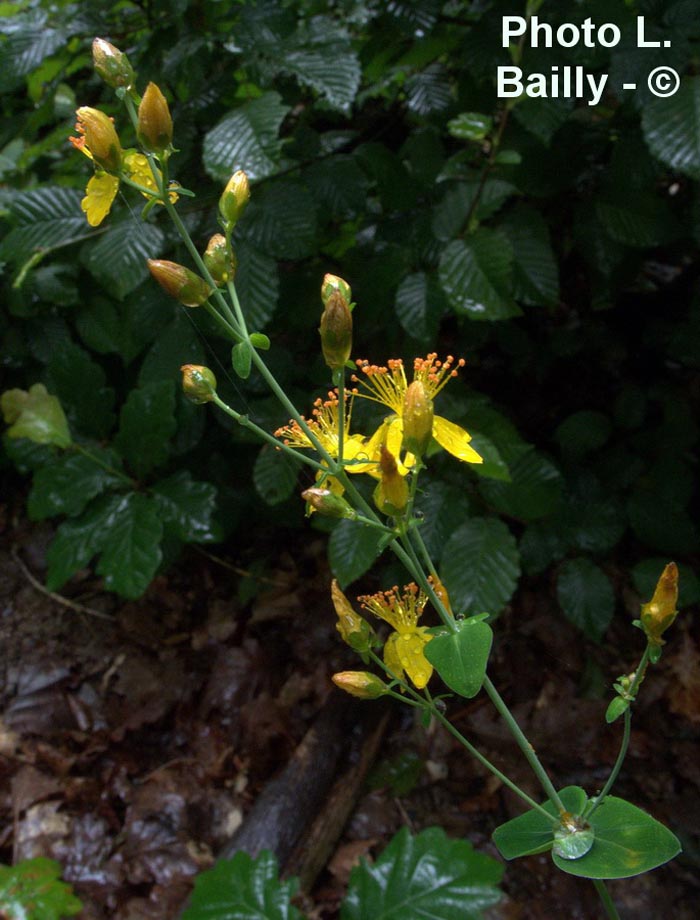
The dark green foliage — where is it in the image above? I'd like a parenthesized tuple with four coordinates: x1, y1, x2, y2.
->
(0, 857, 82, 919)
(0, 0, 697, 623)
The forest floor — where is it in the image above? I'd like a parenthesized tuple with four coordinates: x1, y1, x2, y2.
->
(1, 508, 699, 919)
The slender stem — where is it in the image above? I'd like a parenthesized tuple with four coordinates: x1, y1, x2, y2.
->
(483, 675, 566, 814)
(211, 394, 325, 472)
(226, 278, 249, 338)
(593, 880, 621, 920)
(367, 652, 556, 823)
(410, 519, 440, 580)
(585, 710, 631, 820)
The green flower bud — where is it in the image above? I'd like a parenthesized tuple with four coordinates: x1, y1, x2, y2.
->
(332, 671, 388, 700)
(319, 290, 352, 371)
(137, 82, 173, 154)
(147, 259, 213, 307)
(180, 365, 217, 404)
(92, 38, 135, 90)
(321, 273, 352, 308)
(74, 106, 122, 173)
(203, 233, 237, 286)
(301, 487, 356, 519)
(219, 171, 250, 227)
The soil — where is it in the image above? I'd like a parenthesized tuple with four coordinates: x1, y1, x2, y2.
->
(1, 504, 699, 919)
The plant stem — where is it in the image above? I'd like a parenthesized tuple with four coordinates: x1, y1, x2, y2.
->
(482, 675, 566, 814)
(593, 880, 621, 920)
(211, 394, 325, 472)
(584, 709, 631, 820)
(72, 443, 134, 486)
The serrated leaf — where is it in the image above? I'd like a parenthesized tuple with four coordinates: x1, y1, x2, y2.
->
(329, 518, 385, 589)
(501, 205, 559, 307)
(96, 493, 163, 598)
(0, 187, 89, 266)
(234, 239, 280, 331)
(406, 63, 452, 115)
(242, 181, 317, 260)
(0, 857, 82, 920)
(432, 181, 517, 240)
(642, 76, 700, 178)
(439, 231, 520, 321)
(282, 41, 361, 113)
(114, 380, 176, 479)
(253, 445, 300, 505)
(152, 470, 217, 541)
(0, 21, 67, 93)
(556, 559, 614, 643)
(46, 492, 126, 590)
(554, 796, 681, 879)
(479, 447, 563, 521)
(425, 619, 493, 698)
(493, 786, 587, 860)
(203, 92, 289, 183)
(440, 517, 520, 616)
(28, 448, 124, 520)
(182, 850, 300, 920)
(596, 193, 677, 248)
(342, 826, 503, 920)
(82, 219, 165, 300)
(512, 97, 572, 145)
(138, 313, 206, 386)
(466, 433, 510, 482)
(45, 341, 115, 439)
(2, 383, 71, 449)
(305, 155, 369, 219)
(394, 272, 444, 342)
(77, 284, 171, 365)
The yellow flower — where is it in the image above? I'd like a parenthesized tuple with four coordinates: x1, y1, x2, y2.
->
(640, 562, 679, 647)
(358, 583, 433, 690)
(275, 390, 372, 496)
(70, 112, 178, 227)
(353, 353, 483, 472)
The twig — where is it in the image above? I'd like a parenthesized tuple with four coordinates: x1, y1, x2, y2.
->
(11, 547, 114, 622)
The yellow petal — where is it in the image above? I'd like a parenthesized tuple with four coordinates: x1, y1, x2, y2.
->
(392, 630, 433, 690)
(383, 633, 406, 683)
(364, 417, 414, 478)
(81, 172, 119, 226)
(343, 434, 374, 474)
(433, 415, 483, 464)
(124, 150, 179, 203)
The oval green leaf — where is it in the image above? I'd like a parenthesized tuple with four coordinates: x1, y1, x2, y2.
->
(493, 786, 587, 860)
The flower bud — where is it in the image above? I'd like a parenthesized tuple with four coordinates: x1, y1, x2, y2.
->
(219, 171, 250, 227)
(180, 365, 217, 404)
(402, 380, 434, 457)
(319, 290, 352, 371)
(332, 671, 387, 700)
(92, 38, 135, 90)
(301, 487, 356, 519)
(148, 259, 213, 307)
(373, 444, 408, 515)
(640, 562, 679, 647)
(137, 82, 173, 154)
(321, 273, 352, 308)
(331, 579, 374, 652)
(75, 106, 122, 173)
(203, 234, 237, 286)
(429, 575, 453, 618)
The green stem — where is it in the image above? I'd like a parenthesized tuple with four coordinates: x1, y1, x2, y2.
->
(584, 709, 631, 820)
(335, 368, 345, 471)
(367, 652, 556, 823)
(226, 278, 249, 339)
(482, 675, 566, 814)
(592, 880, 621, 920)
(211, 394, 325, 472)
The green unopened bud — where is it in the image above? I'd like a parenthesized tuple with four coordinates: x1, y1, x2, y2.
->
(373, 444, 408, 515)
(180, 365, 217, 404)
(320, 290, 352, 371)
(301, 487, 356, 519)
(92, 38, 135, 90)
(332, 671, 387, 700)
(402, 380, 434, 457)
(203, 234, 237, 286)
(74, 106, 122, 173)
(148, 259, 213, 307)
(321, 273, 352, 308)
(219, 171, 250, 227)
(640, 562, 679, 648)
(137, 82, 173, 154)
